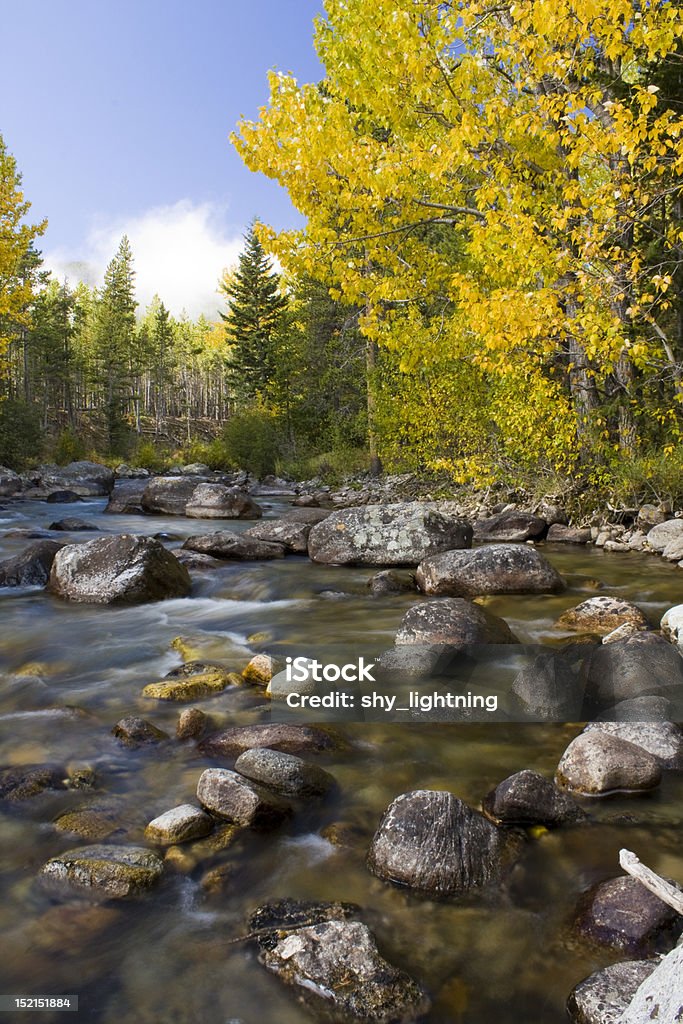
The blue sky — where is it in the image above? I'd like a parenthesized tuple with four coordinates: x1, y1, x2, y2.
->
(0, 0, 325, 315)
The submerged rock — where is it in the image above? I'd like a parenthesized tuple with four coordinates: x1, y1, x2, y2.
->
(307, 502, 472, 566)
(39, 844, 164, 900)
(48, 517, 99, 531)
(368, 789, 518, 897)
(367, 569, 416, 595)
(182, 530, 285, 560)
(48, 535, 191, 604)
(395, 598, 517, 648)
(575, 876, 681, 954)
(416, 544, 564, 597)
(557, 597, 649, 635)
(555, 731, 661, 795)
(234, 747, 335, 799)
(259, 918, 430, 1024)
(53, 798, 129, 840)
(199, 723, 338, 758)
(185, 483, 262, 519)
(0, 764, 66, 802)
(145, 804, 213, 845)
(566, 960, 657, 1024)
(196, 768, 290, 827)
(0, 540, 65, 587)
(112, 716, 169, 747)
(482, 770, 584, 827)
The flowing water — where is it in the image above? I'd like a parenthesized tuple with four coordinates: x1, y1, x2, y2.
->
(0, 496, 682, 1023)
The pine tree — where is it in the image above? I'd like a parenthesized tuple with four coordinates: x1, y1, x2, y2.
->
(220, 224, 287, 403)
(94, 235, 137, 451)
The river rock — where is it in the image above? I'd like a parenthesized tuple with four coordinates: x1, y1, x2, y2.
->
(367, 569, 415, 595)
(307, 502, 472, 566)
(395, 598, 517, 648)
(142, 663, 237, 701)
(645, 518, 683, 552)
(546, 523, 592, 544)
(48, 535, 191, 604)
(235, 748, 335, 798)
(582, 633, 683, 711)
(660, 534, 683, 561)
(660, 604, 683, 648)
(583, 721, 683, 769)
(185, 483, 262, 519)
(472, 511, 547, 542)
(555, 731, 662, 795)
(180, 462, 211, 475)
(141, 476, 207, 515)
(39, 844, 163, 900)
(638, 504, 670, 530)
(48, 517, 99, 531)
(557, 597, 649, 635)
(244, 518, 310, 552)
(249, 897, 360, 941)
(145, 804, 213, 845)
(0, 466, 21, 496)
(482, 770, 584, 827)
(367, 789, 517, 897)
(0, 764, 66, 802)
(0, 540, 64, 587)
(242, 653, 277, 685)
(199, 723, 337, 758)
(575, 876, 681, 954)
(283, 506, 331, 524)
(104, 479, 147, 514)
(566, 960, 657, 1024)
(114, 464, 150, 479)
(196, 768, 290, 826)
(182, 530, 285, 560)
(511, 648, 586, 720)
(54, 798, 129, 840)
(618, 944, 683, 1024)
(176, 707, 208, 740)
(416, 544, 564, 597)
(28, 461, 115, 498)
(596, 695, 673, 722)
(259, 918, 430, 1024)
(112, 716, 169, 747)
(45, 490, 83, 503)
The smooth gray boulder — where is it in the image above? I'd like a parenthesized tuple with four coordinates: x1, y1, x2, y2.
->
(583, 721, 683, 769)
(416, 544, 564, 597)
(144, 804, 213, 845)
(31, 461, 115, 497)
(196, 768, 290, 827)
(566, 961, 656, 1024)
(473, 510, 547, 542)
(185, 483, 262, 519)
(141, 476, 207, 515)
(582, 633, 683, 711)
(367, 789, 518, 897)
(546, 523, 591, 544)
(48, 535, 191, 604)
(104, 479, 147, 514)
(259, 918, 431, 1024)
(307, 502, 472, 566)
(244, 519, 311, 552)
(556, 731, 662, 795)
(646, 519, 683, 552)
(234, 748, 335, 799)
(0, 540, 64, 587)
(182, 530, 285, 560)
(395, 598, 517, 648)
(660, 604, 683, 648)
(39, 844, 163, 900)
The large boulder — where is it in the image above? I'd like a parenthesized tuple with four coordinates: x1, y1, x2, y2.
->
(104, 479, 148, 514)
(395, 598, 517, 648)
(0, 540, 64, 587)
(416, 544, 564, 597)
(185, 483, 262, 519)
(367, 789, 518, 897)
(0, 466, 22, 497)
(546, 523, 592, 544)
(48, 535, 192, 604)
(182, 530, 285, 560)
(510, 648, 586, 720)
(618, 944, 683, 1024)
(307, 502, 472, 566)
(244, 519, 312, 553)
(660, 604, 683, 648)
(555, 731, 662, 795)
(645, 518, 683, 552)
(583, 721, 683, 769)
(472, 511, 547, 542)
(25, 461, 114, 498)
(566, 961, 657, 1024)
(582, 633, 683, 711)
(39, 844, 163, 900)
(259, 918, 430, 1024)
(141, 476, 208, 515)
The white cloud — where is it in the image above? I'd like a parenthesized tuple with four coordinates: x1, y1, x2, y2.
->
(45, 200, 245, 319)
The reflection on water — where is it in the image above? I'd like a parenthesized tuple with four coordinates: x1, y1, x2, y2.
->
(0, 498, 682, 1022)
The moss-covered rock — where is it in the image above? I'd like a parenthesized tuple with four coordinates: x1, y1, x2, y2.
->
(39, 844, 164, 900)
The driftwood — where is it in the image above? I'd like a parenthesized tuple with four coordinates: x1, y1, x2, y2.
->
(619, 849, 683, 916)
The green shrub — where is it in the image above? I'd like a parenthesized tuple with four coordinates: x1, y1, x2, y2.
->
(52, 428, 87, 465)
(221, 408, 282, 477)
(0, 399, 43, 469)
(132, 440, 172, 473)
